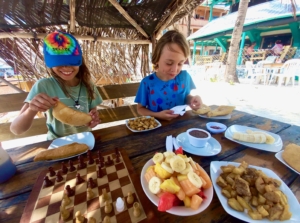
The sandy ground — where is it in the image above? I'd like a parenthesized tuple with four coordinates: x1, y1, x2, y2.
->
(1, 77, 299, 150)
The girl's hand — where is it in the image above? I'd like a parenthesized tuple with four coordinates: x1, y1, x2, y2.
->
(189, 95, 202, 110)
(157, 110, 179, 121)
(87, 108, 101, 128)
(29, 93, 58, 112)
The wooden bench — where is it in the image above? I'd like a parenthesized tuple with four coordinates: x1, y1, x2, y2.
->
(0, 83, 140, 141)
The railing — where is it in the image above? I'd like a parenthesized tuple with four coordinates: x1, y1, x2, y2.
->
(194, 46, 297, 65)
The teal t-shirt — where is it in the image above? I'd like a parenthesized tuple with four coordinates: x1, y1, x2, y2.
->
(25, 77, 103, 140)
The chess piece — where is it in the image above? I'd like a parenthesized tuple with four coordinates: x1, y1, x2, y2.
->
(62, 193, 71, 206)
(56, 171, 63, 182)
(105, 156, 113, 165)
(65, 185, 75, 197)
(48, 167, 56, 177)
(75, 210, 85, 223)
(61, 162, 68, 174)
(99, 160, 105, 168)
(76, 173, 84, 185)
(87, 187, 94, 200)
(98, 151, 104, 162)
(69, 160, 76, 172)
(43, 176, 54, 187)
(60, 204, 70, 220)
(133, 202, 141, 217)
(104, 201, 112, 213)
(88, 217, 96, 223)
(115, 148, 119, 157)
(116, 197, 124, 212)
(115, 154, 120, 163)
(103, 216, 111, 223)
(101, 188, 109, 202)
(127, 191, 134, 204)
(77, 155, 86, 170)
(88, 152, 94, 165)
(95, 158, 100, 164)
(88, 177, 96, 189)
(97, 165, 103, 178)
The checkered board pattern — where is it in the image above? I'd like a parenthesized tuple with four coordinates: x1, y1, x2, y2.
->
(20, 148, 157, 223)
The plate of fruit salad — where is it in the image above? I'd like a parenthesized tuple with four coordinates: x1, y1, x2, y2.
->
(140, 151, 213, 216)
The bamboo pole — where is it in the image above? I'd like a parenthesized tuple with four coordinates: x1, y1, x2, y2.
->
(155, 0, 187, 36)
(0, 32, 151, 44)
(108, 0, 149, 38)
(69, 0, 76, 33)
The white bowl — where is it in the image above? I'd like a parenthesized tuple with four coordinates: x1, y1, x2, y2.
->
(186, 128, 211, 147)
(206, 122, 227, 134)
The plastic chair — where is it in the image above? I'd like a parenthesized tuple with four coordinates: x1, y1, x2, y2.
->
(244, 61, 256, 83)
(271, 59, 300, 86)
(253, 60, 273, 85)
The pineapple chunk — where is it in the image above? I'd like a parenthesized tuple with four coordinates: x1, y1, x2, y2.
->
(177, 174, 188, 181)
(183, 196, 191, 207)
(160, 179, 180, 194)
(154, 163, 172, 179)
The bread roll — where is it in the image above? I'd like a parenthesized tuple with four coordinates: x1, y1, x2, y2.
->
(53, 101, 92, 126)
(34, 142, 89, 161)
(282, 144, 300, 172)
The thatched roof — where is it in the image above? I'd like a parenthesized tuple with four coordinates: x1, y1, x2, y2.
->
(0, 0, 203, 85)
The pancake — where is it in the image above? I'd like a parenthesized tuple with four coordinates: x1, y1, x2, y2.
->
(282, 143, 300, 172)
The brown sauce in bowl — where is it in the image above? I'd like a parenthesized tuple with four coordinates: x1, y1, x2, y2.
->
(189, 130, 208, 138)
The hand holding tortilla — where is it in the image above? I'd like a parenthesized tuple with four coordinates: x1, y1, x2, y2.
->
(207, 105, 235, 117)
(53, 101, 92, 126)
(34, 142, 89, 161)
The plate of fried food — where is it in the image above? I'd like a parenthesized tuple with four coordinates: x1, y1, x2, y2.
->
(210, 161, 300, 223)
(141, 152, 213, 216)
(126, 116, 161, 132)
(34, 132, 94, 162)
(224, 125, 282, 152)
(193, 105, 235, 120)
(275, 144, 300, 175)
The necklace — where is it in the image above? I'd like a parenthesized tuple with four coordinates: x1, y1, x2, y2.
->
(71, 81, 82, 109)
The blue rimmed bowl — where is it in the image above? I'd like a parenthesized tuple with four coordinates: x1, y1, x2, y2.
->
(206, 122, 227, 134)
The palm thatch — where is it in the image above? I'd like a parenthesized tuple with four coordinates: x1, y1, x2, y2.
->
(0, 0, 203, 85)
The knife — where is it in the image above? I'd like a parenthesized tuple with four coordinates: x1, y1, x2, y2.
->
(172, 137, 180, 151)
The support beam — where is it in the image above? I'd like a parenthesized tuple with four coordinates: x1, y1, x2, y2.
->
(209, 4, 214, 22)
(192, 41, 197, 65)
(0, 32, 151, 44)
(155, 0, 187, 36)
(214, 37, 227, 52)
(108, 0, 149, 38)
(246, 30, 261, 48)
(69, 0, 76, 33)
(237, 32, 246, 65)
(289, 22, 300, 47)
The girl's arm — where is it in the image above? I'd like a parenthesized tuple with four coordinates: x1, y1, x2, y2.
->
(137, 104, 179, 121)
(10, 93, 58, 135)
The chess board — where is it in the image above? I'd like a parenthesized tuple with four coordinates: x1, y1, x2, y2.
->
(20, 148, 157, 223)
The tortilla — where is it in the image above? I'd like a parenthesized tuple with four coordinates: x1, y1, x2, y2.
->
(53, 101, 92, 126)
(33, 142, 89, 161)
(193, 104, 211, 115)
(207, 105, 235, 117)
(282, 143, 300, 172)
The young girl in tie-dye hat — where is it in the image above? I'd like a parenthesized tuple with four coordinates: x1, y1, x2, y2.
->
(10, 31, 102, 140)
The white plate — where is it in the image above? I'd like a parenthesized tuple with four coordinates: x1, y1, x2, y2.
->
(199, 114, 231, 120)
(224, 124, 282, 152)
(275, 151, 300, 175)
(125, 116, 162, 132)
(210, 161, 300, 223)
(176, 132, 221, 156)
(141, 159, 213, 216)
(47, 132, 95, 161)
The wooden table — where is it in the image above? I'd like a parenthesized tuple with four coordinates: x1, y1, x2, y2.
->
(1, 109, 299, 222)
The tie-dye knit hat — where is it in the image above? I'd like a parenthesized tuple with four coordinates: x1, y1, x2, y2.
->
(43, 31, 82, 68)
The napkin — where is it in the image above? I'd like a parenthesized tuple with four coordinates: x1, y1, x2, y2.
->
(170, 105, 188, 116)
(166, 135, 173, 152)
